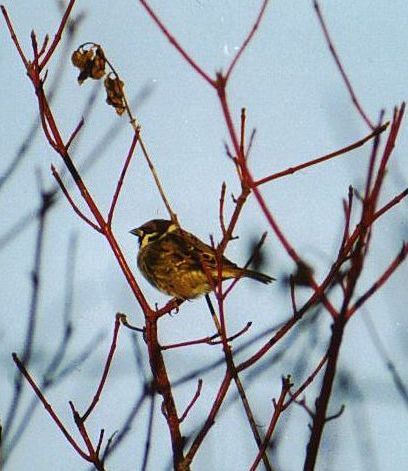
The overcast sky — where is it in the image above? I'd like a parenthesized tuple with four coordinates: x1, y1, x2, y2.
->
(1, 1, 408, 470)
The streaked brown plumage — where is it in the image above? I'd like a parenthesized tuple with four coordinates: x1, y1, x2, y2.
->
(130, 219, 274, 300)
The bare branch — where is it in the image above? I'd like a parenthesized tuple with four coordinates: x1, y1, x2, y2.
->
(12, 354, 88, 461)
(138, 0, 214, 86)
(255, 123, 388, 186)
(108, 130, 140, 225)
(225, 0, 269, 82)
(81, 314, 124, 421)
(51, 165, 102, 232)
(313, 0, 375, 129)
(179, 380, 203, 423)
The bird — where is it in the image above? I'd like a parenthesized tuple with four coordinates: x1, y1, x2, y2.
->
(130, 219, 274, 301)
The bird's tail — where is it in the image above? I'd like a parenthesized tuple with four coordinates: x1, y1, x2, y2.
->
(244, 269, 275, 284)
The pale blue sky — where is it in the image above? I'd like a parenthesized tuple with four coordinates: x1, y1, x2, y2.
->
(1, 1, 408, 470)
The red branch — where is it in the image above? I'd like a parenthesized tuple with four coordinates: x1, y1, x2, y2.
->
(255, 123, 388, 186)
(4, 1, 407, 469)
(39, 0, 77, 69)
(349, 242, 408, 318)
(249, 376, 292, 471)
(313, 0, 375, 129)
(138, 0, 214, 86)
(108, 131, 140, 225)
(12, 353, 89, 461)
(81, 313, 124, 421)
(225, 0, 269, 81)
(184, 373, 232, 466)
(179, 379, 203, 423)
(162, 321, 251, 350)
(69, 402, 105, 470)
(283, 354, 328, 410)
(51, 165, 102, 232)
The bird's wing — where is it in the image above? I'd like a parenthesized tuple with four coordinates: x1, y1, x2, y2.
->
(177, 229, 240, 273)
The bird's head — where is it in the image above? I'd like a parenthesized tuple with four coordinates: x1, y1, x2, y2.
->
(129, 219, 177, 248)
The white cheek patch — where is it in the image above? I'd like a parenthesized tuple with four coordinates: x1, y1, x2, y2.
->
(140, 233, 154, 248)
(139, 224, 176, 249)
(140, 231, 163, 249)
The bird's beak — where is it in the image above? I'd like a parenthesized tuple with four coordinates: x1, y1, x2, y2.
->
(129, 228, 141, 237)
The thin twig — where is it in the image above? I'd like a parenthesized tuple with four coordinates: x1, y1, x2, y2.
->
(3, 189, 54, 439)
(219, 182, 227, 237)
(108, 131, 140, 225)
(225, 0, 269, 82)
(81, 313, 124, 421)
(348, 243, 408, 318)
(120, 316, 145, 333)
(249, 376, 292, 471)
(1, 6, 30, 69)
(162, 322, 252, 350)
(66, 118, 84, 150)
(141, 392, 156, 471)
(313, 0, 375, 129)
(371, 187, 408, 223)
(338, 186, 354, 259)
(255, 123, 388, 186)
(179, 380, 203, 423)
(39, 0, 77, 69)
(138, 136, 177, 221)
(51, 165, 102, 232)
(12, 354, 88, 460)
(362, 312, 408, 407)
(69, 402, 105, 470)
(138, 0, 215, 86)
(205, 296, 273, 471)
(289, 276, 298, 316)
(283, 353, 329, 410)
(184, 373, 232, 466)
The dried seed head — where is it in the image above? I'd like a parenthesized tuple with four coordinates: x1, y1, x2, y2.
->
(71, 45, 106, 84)
(104, 74, 126, 115)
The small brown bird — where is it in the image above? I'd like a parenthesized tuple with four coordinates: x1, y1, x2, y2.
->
(130, 219, 274, 300)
